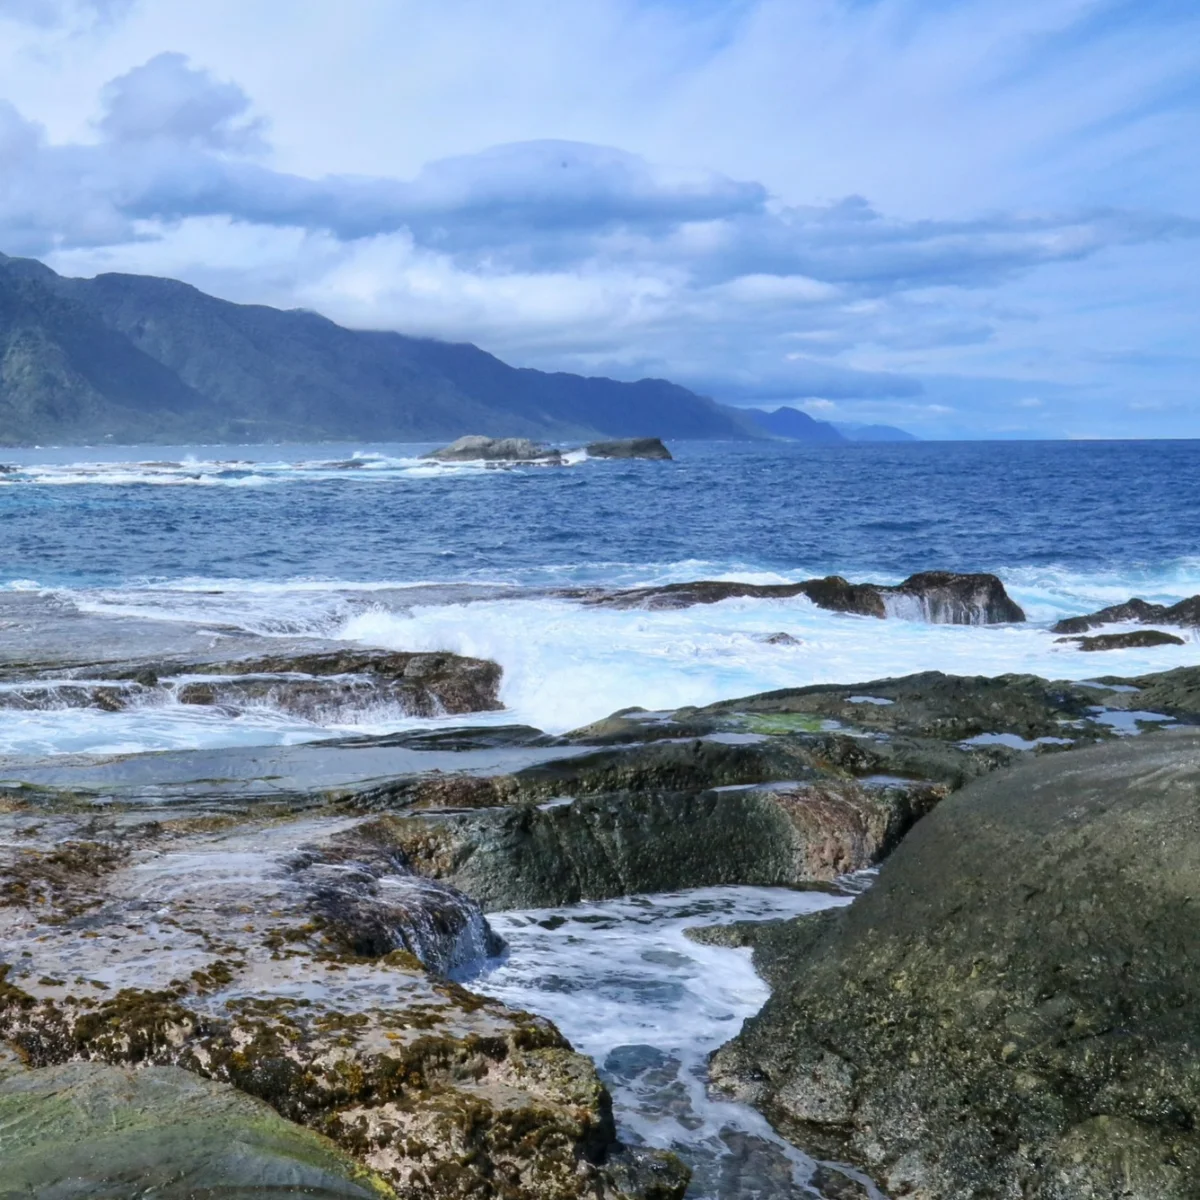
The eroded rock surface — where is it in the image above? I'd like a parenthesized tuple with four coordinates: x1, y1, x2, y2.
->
(0, 798, 686, 1199)
(590, 572, 1025, 624)
(1056, 629, 1186, 651)
(711, 729, 1200, 1200)
(362, 669, 1200, 909)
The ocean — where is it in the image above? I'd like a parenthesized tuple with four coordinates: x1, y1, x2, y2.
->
(2, 437, 1199, 754)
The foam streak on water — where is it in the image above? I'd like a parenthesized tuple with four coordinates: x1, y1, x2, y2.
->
(460, 886, 861, 1200)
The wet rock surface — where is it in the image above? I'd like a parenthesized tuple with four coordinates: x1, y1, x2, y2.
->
(1053, 593, 1200, 633)
(591, 571, 1025, 624)
(0, 647, 503, 722)
(710, 728, 1200, 1199)
(0, 797, 685, 1198)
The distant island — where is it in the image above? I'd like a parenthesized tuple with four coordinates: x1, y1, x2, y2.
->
(747, 405, 917, 443)
(0, 253, 759, 446)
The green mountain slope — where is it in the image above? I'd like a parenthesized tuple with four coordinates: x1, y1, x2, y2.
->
(0, 253, 754, 445)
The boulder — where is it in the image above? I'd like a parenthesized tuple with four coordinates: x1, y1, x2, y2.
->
(422, 435, 561, 463)
(590, 572, 1025, 624)
(711, 729, 1200, 1199)
(584, 437, 672, 460)
(0, 1058, 392, 1198)
(366, 778, 945, 910)
(1056, 629, 1186, 651)
(888, 570, 1026, 624)
(1054, 594, 1200, 634)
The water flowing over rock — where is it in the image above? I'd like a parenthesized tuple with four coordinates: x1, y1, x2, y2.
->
(710, 730, 1200, 1200)
(1053, 593, 1200, 634)
(0, 649, 503, 721)
(590, 571, 1026, 624)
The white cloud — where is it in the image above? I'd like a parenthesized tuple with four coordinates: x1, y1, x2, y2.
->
(0, 0, 1197, 436)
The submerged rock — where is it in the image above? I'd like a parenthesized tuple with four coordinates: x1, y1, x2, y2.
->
(422, 435, 562, 463)
(591, 571, 1026, 624)
(711, 729, 1200, 1199)
(1056, 629, 1187, 651)
(0, 1058, 393, 1197)
(1054, 593, 1200, 633)
(584, 437, 672, 460)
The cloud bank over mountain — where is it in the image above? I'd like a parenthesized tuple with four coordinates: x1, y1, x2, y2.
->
(1, 0, 1197, 437)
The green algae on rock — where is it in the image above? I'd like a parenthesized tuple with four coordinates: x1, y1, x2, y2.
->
(0, 1057, 395, 1198)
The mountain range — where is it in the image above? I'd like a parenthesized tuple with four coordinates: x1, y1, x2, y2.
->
(0, 253, 757, 446)
(747, 405, 917, 443)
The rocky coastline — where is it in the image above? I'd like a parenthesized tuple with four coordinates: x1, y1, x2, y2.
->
(2, 577, 1200, 1197)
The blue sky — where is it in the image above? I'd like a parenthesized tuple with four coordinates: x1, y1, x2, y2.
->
(0, 0, 1197, 437)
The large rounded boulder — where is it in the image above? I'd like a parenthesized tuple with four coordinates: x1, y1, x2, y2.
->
(712, 728, 1200, 1199)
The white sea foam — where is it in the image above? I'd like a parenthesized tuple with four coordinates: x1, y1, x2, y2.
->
(3, 562, 1198, 754)
(0, 447, 590, 487)
(341, 593, 1200, 733)
(465, 886, 864, 1199)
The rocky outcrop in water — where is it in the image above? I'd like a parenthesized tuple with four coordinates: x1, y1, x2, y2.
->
(710, 729, 1200, 1200)
(1053, 594, 1200, 634)
(422, 435, 675, 464)
(1056, 629, 1186, 651)
(591, 571, 1026, 624)
(584, 438, 672, 460)
(0, 649, 503, 721)
(422, 436, 563, 463)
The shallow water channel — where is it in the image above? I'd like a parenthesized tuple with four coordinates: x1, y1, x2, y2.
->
(460, 885, 872, 1199)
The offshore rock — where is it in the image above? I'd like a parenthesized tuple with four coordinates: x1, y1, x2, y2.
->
(591, 571, 1025, 624)
(1056, 629, 1186, 651)
(711, 729, 1200, 1200)
(584, 437, 672, 460)
(422, 435, 562, 463)
(1053, 593, 1200, 634)
(0, 1057, 393, 1198)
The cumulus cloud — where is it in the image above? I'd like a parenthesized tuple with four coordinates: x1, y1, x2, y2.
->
(4, 29, 1199, 433)
(97, 52, 265, 152)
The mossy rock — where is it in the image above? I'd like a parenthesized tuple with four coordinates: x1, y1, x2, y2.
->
(0, 1058, 395, 1197)
(713, 728, 1200, 1199)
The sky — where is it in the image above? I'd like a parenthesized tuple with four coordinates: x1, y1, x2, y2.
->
(0, 0, 1197, 438)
